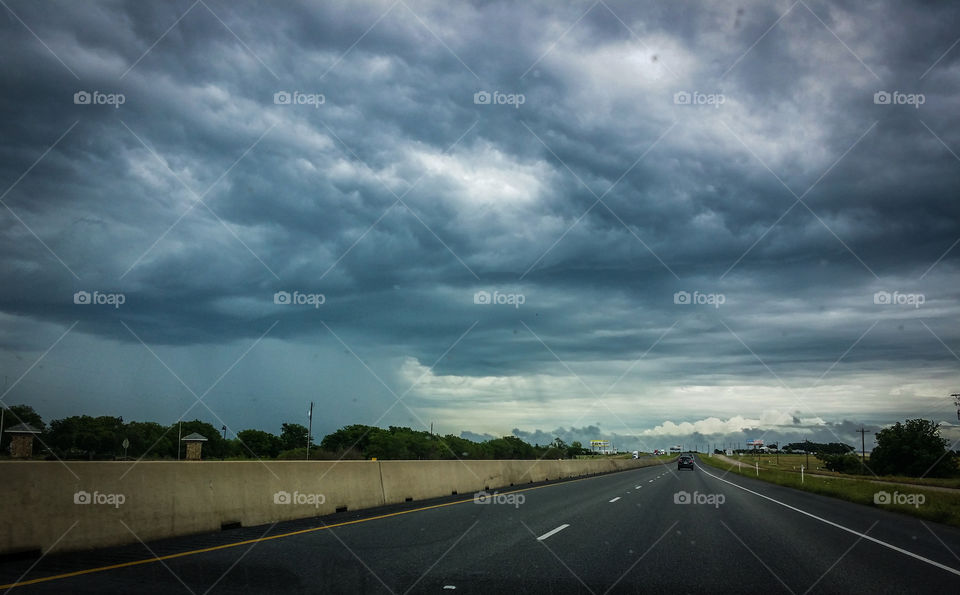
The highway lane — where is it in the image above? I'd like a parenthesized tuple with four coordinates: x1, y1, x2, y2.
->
(2, 456, 959, 593)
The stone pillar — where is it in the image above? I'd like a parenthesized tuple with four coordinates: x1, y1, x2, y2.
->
(9, 434, 34, 458)
(185, 441, 203, 461)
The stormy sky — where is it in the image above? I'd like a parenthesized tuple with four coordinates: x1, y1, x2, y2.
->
(1, 0, 958, 452)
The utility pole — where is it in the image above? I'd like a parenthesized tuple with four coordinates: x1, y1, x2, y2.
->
(856, 426, 868, 469)
(307, 402, 313, 460)
(804, 439, 810, 471)
(1, 376, 6, 452)
(177, 421, 182, 461)
(952, 393, 960, 421)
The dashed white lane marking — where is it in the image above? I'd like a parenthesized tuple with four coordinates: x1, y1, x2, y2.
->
(699, 466, 960, 578)
(537, 524, 570, 541)
(609, 497, 621, 503)
(636, 486, 643, 489)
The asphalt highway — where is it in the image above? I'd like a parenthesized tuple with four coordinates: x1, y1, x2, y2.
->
(2, 455, 959, 594)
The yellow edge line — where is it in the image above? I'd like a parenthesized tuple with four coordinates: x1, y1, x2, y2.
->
(1, 466, 658, 589)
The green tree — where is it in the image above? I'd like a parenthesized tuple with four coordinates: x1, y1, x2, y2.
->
(123, 421, 175, 459)
(236, 429, 282, 458)
(567, 441, 585, 458)
(438, 434, 482, 459)
(483, 436, 534, 459)
(47, 415, 124, 459)
(821, 453, 863, 474)
(870, 419, 958, 478)
(320, 424, 385, 456)
(280, 423, 310, 452)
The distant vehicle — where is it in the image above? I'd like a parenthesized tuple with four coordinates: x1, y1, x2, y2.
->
(631, 451, 639, 459)
(678, 455, 695, 470)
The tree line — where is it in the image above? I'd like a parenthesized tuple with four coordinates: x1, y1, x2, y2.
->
(0, 405, 594, 461)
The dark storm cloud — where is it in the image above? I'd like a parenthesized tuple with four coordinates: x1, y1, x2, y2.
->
(1, 0, 958, 437)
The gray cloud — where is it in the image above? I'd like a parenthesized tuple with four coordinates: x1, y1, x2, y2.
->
(1, 0, 958, 445)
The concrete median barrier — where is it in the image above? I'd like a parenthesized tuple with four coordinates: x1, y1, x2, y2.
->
(0, 456, 674, 555)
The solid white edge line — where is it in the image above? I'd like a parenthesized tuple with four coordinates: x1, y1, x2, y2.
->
(537, 524, 570, 541)
(609, 497, 621, 503)
(699, 465, 960, 577)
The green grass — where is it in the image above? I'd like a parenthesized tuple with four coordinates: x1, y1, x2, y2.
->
(723, 453, 960, 489)
(699, 454, 960, 528)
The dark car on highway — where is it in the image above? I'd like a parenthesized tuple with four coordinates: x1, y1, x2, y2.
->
(678, 455, 695, 470)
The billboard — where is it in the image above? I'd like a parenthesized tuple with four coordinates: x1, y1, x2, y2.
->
(590, 440, 611, 453)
